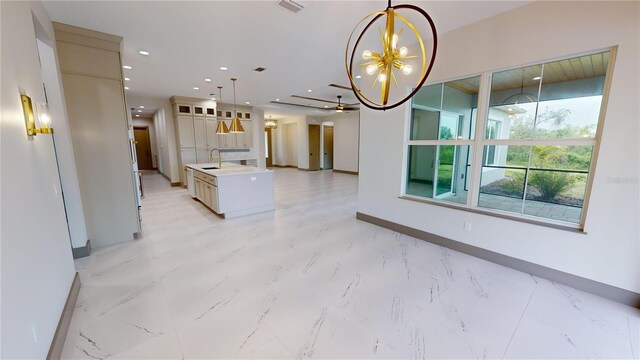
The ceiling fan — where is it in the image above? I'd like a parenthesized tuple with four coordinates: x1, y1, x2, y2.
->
(335, 95, 359, 113)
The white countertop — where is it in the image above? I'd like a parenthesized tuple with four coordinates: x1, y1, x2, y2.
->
(186, 162, 271, 177)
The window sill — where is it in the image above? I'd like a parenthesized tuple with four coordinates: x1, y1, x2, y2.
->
(399, 195, 587, 234)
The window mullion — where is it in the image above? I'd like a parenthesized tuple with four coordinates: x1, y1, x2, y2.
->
(469, 72, 492, 208)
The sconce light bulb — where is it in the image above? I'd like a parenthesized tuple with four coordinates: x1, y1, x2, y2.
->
(377, 72, 387, 83)
(399, 46, 408, 57)
(401, 64, 413, 75)
(366, 64, 377, 75)
(40, 113, 51, 127)
(362, 50, 372, 60)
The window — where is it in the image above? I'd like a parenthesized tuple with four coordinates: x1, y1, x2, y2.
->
(484, 120, 501, 165)
(403, 50, 612, 228)
(406, 76, 480, 205)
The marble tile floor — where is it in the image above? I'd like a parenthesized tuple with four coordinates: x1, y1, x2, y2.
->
(61, 169, 638, 359)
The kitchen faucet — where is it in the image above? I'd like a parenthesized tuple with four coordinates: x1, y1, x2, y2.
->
(209, 148, 222, 169)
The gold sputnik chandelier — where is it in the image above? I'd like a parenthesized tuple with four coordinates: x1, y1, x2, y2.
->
(345, 0, 437, 110)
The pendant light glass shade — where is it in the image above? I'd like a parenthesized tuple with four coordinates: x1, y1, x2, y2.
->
(216, 119, 229, 134)
(215, 85, 229, 134)
(229, 78, 244, 133)
(229, 117, 244, 133)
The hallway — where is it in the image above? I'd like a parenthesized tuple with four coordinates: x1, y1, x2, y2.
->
(62, 170, 638, 359)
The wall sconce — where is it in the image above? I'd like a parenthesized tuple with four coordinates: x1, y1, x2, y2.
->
(21, 94, 53, 136)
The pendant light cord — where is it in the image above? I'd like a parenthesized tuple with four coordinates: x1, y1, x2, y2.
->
(231, 78, 237, 115)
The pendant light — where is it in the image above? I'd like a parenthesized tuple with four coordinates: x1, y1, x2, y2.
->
(229, 78, 244, 133)
(345, 0, 438, 111)
(500, 69, 538, 106)
(265, 116, 278, 129)
(215, 86, 229, 134)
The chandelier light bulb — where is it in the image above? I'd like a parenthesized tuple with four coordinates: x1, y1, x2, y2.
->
(362, 50, 373, 60)
(366, 64, 377, 75)
(399, 46, 408, 57)
(377, 72, 387, 83)
(401, 64, 413, 75)
(392, 33, 399, 49)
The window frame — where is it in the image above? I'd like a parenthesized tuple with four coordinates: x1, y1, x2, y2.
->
(400, 47, 617, 231)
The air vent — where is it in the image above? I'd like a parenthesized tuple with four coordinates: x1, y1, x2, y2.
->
(254, 67, 267, 72)
(277, 0, 303, 13)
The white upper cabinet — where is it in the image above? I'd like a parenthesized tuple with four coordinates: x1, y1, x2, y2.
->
(193, 105, 205, 116)
(177, 115, 195, 148)
(193, 117, 206, 148)
(241, 120, 252, 148)
(205, 118, 219, 148)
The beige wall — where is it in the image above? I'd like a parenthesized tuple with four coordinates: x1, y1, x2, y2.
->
(357, 1, 640, 293)
(1, 2, 76, 358)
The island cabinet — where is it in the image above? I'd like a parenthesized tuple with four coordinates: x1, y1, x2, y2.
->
(193, 170, 218, 212)
(186, 163, 274, 218)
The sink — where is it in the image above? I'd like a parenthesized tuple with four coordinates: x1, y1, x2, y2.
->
(201, 166, 219, 170)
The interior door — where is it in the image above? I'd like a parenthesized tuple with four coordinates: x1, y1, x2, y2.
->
(323, 126, 334, 170)
(133, 127, 153, 170)
(308, 124, 320, 170)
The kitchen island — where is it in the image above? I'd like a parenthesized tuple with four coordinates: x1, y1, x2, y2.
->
(185, 163, 274, 218)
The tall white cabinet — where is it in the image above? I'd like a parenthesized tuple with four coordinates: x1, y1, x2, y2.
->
(54, 22, 140, 248)
(171, 97, 256, 184)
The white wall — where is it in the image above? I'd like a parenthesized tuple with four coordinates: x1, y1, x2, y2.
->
(357, 1, 639, 293)
(272, 116, 305, 167)
(126, 95, 179, 182)
(35, 34, 88, 249)
(315, 112, 360, 173)
(1, 2, 77, 358)
(132, 117, 158, 168)
(253, 108, 266, 169)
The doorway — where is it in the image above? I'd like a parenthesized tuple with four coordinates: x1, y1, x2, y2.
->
(133, 126, 153, 170)
(308, 124, 321, 171)
(265, 128, 273, 168)
(323, 125, 334, 170)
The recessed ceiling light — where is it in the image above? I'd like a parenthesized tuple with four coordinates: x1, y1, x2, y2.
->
(124, 77, 130, 81)
(139, 106, 144, 108)
(123, 65, 132, 70)
(193, 87, 199, 90)
(307, 89, 312, 92)
(533, 76, 542, 80)
(138, 50, 150, 56)
(135, 114, 140, 117)
(204, 78, 212, 82)
(211, 98, 216, 100)
(275, 98, 280, 101)
(245, 101, 250, 104)
(324, 105, 328, 108)
(355, 75, 362, 79)
(124, 87, 129, 90)
(220, 67, 228, 71)
(137, 110, 142, 113)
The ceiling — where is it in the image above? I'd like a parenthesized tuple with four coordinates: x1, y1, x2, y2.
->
(441, 51, 610, 97)
(43, 1, 532, 117)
